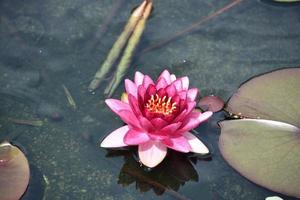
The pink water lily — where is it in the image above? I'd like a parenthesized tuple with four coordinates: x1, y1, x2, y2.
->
(101, 70, 213, 168)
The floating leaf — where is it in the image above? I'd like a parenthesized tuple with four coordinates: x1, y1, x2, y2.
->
(219, 119, 300, 197)
(226, 68, 300, 127)
(273, 0, 300, 2)
(265, 196, 284, 200)
(219, 68, 300, 198)
(0, 141, 30, 200)
(198, 95, 224, 112)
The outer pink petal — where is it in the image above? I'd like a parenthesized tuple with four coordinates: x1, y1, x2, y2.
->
(184, 132, 209, 154)
(118, 110, 140, 128)
(105, 99, 131, 113)
(128, 94, 142, 116)
(156, 77, 168, 90)
(179, 111, 213, 133)
(124, 129, 150, 145)
(170, 74, 176, 82)
(143, 75, 155, 89)
(187, 88, 198, 101)
(180, 76, 189, 90)
(158, 70, 171, 84)
(172, 79, 182, 91)
(138, 140, 167, 168)
(134, 71, 144, 86)
(100, 126, 129, 148)
(125, 79, 137, 98)
(163, 136, 191, 153)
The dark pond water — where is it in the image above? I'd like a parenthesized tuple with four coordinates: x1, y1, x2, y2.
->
(0, 0, 300, 199)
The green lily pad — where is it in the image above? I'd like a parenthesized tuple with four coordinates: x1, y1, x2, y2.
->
(226, 68, 300, 127)
(219, 68, 300, 198)
(219, 119, 300, 197)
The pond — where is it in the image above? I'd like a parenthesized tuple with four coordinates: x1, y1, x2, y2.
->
(0, 0, 300, 199)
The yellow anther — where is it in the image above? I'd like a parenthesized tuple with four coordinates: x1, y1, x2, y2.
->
(145, 94, 177, 115)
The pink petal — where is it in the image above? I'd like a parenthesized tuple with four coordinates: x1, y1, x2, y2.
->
(165, 84, 176, 97)
(100, 126, 129, 148)
(174, 102, 196, 123)
(179, 111, 213, 133)
(138, 116, 155, 132)
(125, 79, 137, 98)
(148, 132, 168, 140)
(172, 79, 182, 91)
(184, 132, 209, 154)
(134, 71, 144, 86)
(146, 84, 157, 97)
(124, 129, 150, 145)
(163, 136, 191, 153)
(137, 85, 146, 102)
(143, 75, 154, 89)
(158, 70, 171, 84)
(150, 118, 168, 129)
(138, 140, 167, 168)
(180, 76, 189, 90)
(187, 88, 198, 101)
(118, 110, 140, 128)
(105, 99, 131, 113)
(160, 122, 182, 134)
(128, 94, 142, 116)
(156, 77, 168, 90)
(177, 91, 187, 100)
(170, 74, 176, 82)
(157, 88, 167, 97)
(106, 96, 141, 129)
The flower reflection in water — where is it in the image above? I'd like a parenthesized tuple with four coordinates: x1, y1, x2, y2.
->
(106, 148, 211, 196)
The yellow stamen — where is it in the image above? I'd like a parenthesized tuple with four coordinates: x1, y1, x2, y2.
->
(145, 94, 177, 115)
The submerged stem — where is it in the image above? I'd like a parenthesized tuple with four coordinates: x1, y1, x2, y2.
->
(141, 0, 242, 54)
(88, 1, 147, 92)
(104, 1, 153, 97)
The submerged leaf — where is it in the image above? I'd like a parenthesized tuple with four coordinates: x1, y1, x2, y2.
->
(0, 141, 30, 200)
(220, 68, 300, 198)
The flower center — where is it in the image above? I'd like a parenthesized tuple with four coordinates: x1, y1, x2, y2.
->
(145, 94, 177, 115)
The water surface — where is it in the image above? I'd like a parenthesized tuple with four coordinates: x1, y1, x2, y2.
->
(0, 0, 300, 199)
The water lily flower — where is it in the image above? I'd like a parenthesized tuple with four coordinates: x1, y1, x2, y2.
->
(101, 70, 213, 168)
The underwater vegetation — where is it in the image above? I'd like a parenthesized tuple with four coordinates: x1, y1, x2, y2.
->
(89, 0, 153, 96)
